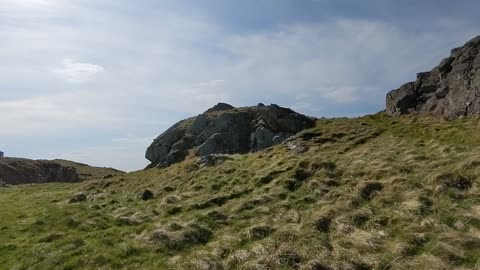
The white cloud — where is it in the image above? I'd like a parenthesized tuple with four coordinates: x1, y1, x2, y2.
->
(52, 59, 104, 83)
(219, 20, 477, 108)
(322, 87, 360, 103)
(1, 0, 478, 170)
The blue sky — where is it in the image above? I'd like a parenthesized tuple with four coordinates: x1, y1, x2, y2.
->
(1, 0, 479, 171)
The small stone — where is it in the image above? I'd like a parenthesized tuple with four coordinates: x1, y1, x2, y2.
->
(286, 141, 308, 154)
(69, 193, 87, 203)
(141, 189, 154, 201)
(314, 216, 332, 232)
(196, 154, 230, 167)
(247, 225, 274, 240)
(360, 182, 384, 200)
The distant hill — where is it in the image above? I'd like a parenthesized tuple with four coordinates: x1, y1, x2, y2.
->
(0, 158, 124, 185)
(53, 159, 124, 181)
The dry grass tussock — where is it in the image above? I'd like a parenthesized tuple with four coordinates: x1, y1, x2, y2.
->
(0, 113, 480, 269)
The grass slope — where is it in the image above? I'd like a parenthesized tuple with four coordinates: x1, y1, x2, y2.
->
(52, 159, 125, 180)
(1, 113, 480, 270)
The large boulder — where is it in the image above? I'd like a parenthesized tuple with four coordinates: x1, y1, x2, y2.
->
(386, 35, 480, 119)
(145, 103, 315, 168)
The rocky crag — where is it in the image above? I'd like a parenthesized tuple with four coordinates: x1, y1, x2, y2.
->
(0, 158, 124, 185)
(145, 103, 315, 168)
(386, 35, 480, 119)
(0, 158, 80, 185)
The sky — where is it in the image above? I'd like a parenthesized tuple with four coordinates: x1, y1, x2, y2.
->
(1, 0, 479, 171)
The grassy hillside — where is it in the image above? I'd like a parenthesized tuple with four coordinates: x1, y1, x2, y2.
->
(1, 113, 480, 270)
(52, 159, 125, 180)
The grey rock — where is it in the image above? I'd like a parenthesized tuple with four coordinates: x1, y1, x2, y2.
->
(187, 114, 208, 135)
(197, 133, 227, 156)
(253, 126, 276, 150)
(272, 134, 290, 145)
(146, 103, 315, 167)
(0, 158, 80, 185)
(0, 178, 9, 188)
(386, 82, 418, 116)
(145, 121, 186, 168)
(386, 35, 480, 119)
(286, 141, 308, 154)
(196, 154, 231, 168)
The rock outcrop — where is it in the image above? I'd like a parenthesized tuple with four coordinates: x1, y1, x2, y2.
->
(386, 35, 480, 119)
(0, 158, 80, 185)
(145, 103, 315, 168)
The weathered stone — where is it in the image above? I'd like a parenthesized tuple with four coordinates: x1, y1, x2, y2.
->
(386, 35, 480, 119)
(247, 225, 274, 240)
(146, 103, 315, 167)
(252, 126, 276, 150)
(162, 150, 188, 167)
(196, 154, 231, 168)
(0, 178, 8, 188)
(435, 86, 449, 98)
(187, 114, 209, 135)
(145, 121, 186, 168)
(286, 141, 308, 154)
(141, 189, 154, 201)
(0, 158, 80, 185)
(197, 133, 227, 156)
(438, 57, 455, 73)
(386, 82, 417, 116)
(272, 134, 289, 145)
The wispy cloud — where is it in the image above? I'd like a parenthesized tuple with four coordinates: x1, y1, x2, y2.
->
(1, 1, 478, 170)
(52, 59, 104, 83)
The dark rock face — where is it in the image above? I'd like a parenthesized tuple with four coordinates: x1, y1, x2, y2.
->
(145, 103, 315, 168)
(386, 35, 480, 119)
(0, 158, 80, 185)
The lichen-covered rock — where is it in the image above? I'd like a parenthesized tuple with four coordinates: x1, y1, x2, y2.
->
(386, 35, 480, 119)
(146, 103, 315, 168)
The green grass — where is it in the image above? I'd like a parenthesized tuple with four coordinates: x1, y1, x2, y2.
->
(1, 113, 480, 269)
(53, 159, 125, 180)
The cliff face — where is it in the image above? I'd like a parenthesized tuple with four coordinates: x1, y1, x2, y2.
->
(145, 103, 315, 168)
(0, 158, 80, 185)
(0, 158, 125, 185)
(386, 35, 480, 119)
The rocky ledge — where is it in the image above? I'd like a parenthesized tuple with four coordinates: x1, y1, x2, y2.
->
(0, 158, 80, 185)
(145, 103, 315, 168)
(386, 35, 480, 119)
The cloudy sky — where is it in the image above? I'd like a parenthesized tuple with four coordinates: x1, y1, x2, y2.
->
(1, 0, 479, 171)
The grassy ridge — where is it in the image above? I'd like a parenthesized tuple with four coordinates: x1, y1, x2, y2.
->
(52, 159, 125, 180)
(1, 113, 480, 270)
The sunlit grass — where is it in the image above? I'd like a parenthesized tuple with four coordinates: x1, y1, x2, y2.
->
(1, 113, 480, 269)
